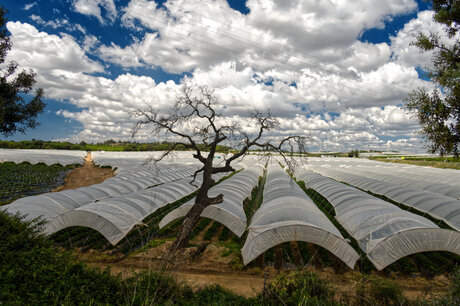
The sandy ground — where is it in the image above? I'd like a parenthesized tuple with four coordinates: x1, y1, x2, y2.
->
(56, 157, 451, 300)
(54, 152, 114, 191)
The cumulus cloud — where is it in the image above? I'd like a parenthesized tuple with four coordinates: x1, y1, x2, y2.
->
(72, 0, 117, 24)
(114, 0, 417, 76)
(4, 0, 438, 152)
(6, 22, 103, 74)
(98, 43, 141, 68)
(391, 10, 459, 70)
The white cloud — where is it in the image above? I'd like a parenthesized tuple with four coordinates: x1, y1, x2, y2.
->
(72, 0, 117, 24)
(116, 0, 416, 75)
(6, 21, 103, 74)
(82, 34, 100, 53)
(29, 14, 86, 34)
(24, 2, 37, 10)
(98, 43, 141, 68)
(391, 10, 459, 70)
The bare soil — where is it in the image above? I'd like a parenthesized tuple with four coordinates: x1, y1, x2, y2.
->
(78, 241, 451, 300)
(54, 152, 114, 191)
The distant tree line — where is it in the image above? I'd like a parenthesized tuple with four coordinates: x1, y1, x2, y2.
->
(348, 149, 360, 158)
(0, 139, 232, 152)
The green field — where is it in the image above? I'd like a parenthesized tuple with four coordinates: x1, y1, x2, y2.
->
(0, 162, 77, 205)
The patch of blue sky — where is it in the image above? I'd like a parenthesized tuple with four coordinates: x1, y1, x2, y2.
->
(379, 135, 410, 142)
(0, 98, 85, 141)
(293, 102, 308, 113)
(92, 63, 188, 84)
(360, 0, 431, 44)
(226, 0, 250, 15)
(6, 0, 134, 47)
(415, 67, 431, 81)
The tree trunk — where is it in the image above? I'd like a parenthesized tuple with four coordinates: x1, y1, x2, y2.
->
(169, 167, 223, 253)
(169, 199, 209, 252)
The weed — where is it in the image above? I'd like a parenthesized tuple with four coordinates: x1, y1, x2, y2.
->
(263, 270, 336, 305)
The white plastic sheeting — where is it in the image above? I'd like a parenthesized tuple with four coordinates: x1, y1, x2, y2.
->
(92, 151, 230, 173)
(43, 173, 230, 245)
(0, 149, 86, 166)
(303, 166, 460, 232)
(159, 164, 265, 237)
(241, 165, 360, 269)
(1, 166, 199, 225)
(306, 158, 460, 199)
(297, 169, 460, 270)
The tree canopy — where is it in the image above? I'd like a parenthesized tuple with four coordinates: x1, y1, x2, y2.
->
(0, 6, 45, 137)
(405, 0, 459, 157)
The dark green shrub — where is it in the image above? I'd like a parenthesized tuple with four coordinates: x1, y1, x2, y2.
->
(218, 226, 230, 241)
(184, 284, 249, 305)
(0, 211, 123, 304)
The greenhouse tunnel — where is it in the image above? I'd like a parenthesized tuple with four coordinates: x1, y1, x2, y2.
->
(241, 164, 360, 269)
(297, 169, 460, 270)
(303, 165, 460, 232)
(44, 174, 213, 245)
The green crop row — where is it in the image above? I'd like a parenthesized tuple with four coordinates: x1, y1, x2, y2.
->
(0, 162, 77, 205)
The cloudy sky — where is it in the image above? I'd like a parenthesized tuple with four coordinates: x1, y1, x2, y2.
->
(0, 0, 450, 152)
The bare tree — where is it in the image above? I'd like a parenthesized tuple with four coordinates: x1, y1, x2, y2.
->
(132, 85, 306, 251)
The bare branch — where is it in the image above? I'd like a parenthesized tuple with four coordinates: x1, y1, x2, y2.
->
(190, 166, 204, 186)
(131, 84, 307, 251)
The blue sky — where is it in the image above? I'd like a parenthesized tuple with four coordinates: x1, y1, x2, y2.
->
(0, 0, 447, 152)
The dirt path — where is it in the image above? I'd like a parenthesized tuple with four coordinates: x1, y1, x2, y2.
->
(55, 152, 114, 191)
(79, 241, 450, 300)
(85, 258, 449, 300)
(87, 261, 264, 297)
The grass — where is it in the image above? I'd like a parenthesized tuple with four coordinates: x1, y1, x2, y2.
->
(217, 240, 241, 257)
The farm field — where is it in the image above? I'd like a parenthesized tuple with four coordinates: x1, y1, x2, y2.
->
(369, 156, 460, 170)
(0, 162, 77, 205)
(0, 150, 459, 304)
